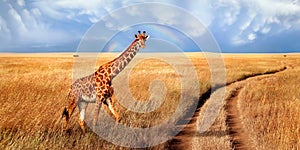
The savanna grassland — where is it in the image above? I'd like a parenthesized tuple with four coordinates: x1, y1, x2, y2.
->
(0, 53, 299, 149)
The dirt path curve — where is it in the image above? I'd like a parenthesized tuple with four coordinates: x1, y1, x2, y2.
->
(168, 67, 287, 150)
(226, 87, 253, 149)
(225, 66, 289, 150)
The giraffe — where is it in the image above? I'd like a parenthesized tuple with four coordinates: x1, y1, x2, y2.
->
(62, 31, 149, 133)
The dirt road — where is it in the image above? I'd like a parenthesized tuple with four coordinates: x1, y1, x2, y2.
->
(169, 67, 287, 150)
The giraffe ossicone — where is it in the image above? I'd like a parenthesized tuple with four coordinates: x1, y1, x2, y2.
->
(62, 31, 150, 133)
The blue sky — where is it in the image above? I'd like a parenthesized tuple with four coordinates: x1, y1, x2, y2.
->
(0, 0, 300, 53)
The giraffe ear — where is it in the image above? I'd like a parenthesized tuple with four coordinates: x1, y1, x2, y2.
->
(134, 34, 138, 38)
(146, 35, 150, 40)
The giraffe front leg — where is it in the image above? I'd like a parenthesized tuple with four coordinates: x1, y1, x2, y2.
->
(78, 101, 87, 134)
(107, 98, 121, 123)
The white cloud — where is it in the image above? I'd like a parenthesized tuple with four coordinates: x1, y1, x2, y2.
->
(54, 0, 104, 10)
(98, 3, 208, 37)
(32, 0, 113, 22)
(0, 16, 11, 41)
(213, 0, 241, 26)
(17, 0, 25, 7)
(261, 27, 271, 34)
(22, 9, 38, 30)
(8, 4, 27, 35)
(1, 0, 300, 51)
(257, 0, 300, 16)
(231, 35, 247, 45)
(31, 8, 41, 17)
(213, 0, 300, 46)
(248, 33, 256, 41)
(0, 16, 9, 32)
(239, 18, 253, 32)
(31, 2, 68, 20)
(0, 0, 78, 50)
(89, 17, 100, 24)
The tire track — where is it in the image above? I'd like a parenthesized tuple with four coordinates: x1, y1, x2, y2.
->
(225, 66, 288, 150)
(226, 87, 253, 149)
(168, 66, 287, 150)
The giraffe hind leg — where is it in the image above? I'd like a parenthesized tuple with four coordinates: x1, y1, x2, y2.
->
(93, 101, 102, 131)
(107, 98, 121, 122)
(62, 91, 78, 130)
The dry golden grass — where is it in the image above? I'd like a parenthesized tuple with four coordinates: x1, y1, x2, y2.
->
(238, 64, 300, 149)
(0, 53, 299, 149)
(193, 54, 300, 150)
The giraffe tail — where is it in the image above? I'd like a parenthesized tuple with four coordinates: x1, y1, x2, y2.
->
(62, 107, 69, 119)
(61, 89, 71, 119)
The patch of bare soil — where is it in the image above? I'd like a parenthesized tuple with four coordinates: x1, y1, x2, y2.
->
(226, 87, 253, 149)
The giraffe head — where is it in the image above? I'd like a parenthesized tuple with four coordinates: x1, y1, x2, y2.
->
(134, 31, 149, 48)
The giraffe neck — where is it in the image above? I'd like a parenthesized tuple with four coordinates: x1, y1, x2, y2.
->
(111, 39, 142, 78)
